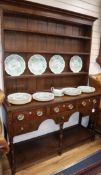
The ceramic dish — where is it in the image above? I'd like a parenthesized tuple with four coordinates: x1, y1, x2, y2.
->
(51, 87, 64, 97)
(32, 92, 54, 101)
(69, 55, 83, 73)
(7, 93, 32, 105)
(64, 88, 82, 96)
(5, 54, 26, 76)
(77, 86, 95, 93)
(49, 55, 65, 74)
(28, 54, 47, 75)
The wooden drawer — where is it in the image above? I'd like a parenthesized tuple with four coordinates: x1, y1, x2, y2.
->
(13, 111, 34, 135)
(50, 102, 76, 116)
(32, 107, 46, 117)
(50, 104, 66, 115)
(77, 97, 99, 116)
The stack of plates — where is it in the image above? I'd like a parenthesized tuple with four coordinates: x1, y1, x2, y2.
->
(64, 88, 81, 96)
(7, 93, 32, 105)
(77, 86, 95, 93)
(32, 92, 54, 101)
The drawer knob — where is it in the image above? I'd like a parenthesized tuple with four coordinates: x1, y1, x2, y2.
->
(62, 116, 64, 120)
(54, 107, 60, 113)
(82, 101, 86, 106)
(68, 104, 74, 110)
(29, 111, 32, 115)
(93, 99, 97, 104)
(17, 114, 24, 121)
(37, 111, 43, 117)
(21, 127, 24, 131)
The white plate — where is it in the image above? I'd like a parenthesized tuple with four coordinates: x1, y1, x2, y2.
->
(28, 54, 47, 75)
(32, 92, 54, 101)
(49, 55, 65, 74)
(5, 54, 26, 76)
(77, 86, 95, 93)
(64, 88, 81, 96)
(7, 93, 32, 105)
(69, 55, 83, 73)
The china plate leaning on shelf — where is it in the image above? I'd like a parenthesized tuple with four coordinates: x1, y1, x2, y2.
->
(7, 93, 32, 105)
(49, 55, 65, 74)
(5, 54, 26, 76)
(28, 54, 47, 75)
(77, 86, 96, 93)
(32, 92, 54, 101)
(69, 55, 83, 73)
(64, 87, 82, 96)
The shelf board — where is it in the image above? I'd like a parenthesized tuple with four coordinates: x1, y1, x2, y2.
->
(4, 49, 90, 55)
(11, 125, 93, 171)
(4, 27, 91, 40)
(5, 72, 88, 79)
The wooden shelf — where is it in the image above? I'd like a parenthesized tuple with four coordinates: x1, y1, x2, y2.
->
(4, 49, 90, 55)
(12, 125, 92, 171)
(5, 72, 88, 79)
(4, 27, 91, 40)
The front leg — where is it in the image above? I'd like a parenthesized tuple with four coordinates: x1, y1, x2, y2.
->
(9, 137, 16, 175)
(58, 123, 63, 155)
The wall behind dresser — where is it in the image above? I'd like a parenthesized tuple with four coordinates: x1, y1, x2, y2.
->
(0, 0, 101, 142)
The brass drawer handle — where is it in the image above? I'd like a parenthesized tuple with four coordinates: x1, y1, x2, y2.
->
(93, 99, 97, 104)
(82, 101, 86, 106)
(62, 116, 64, 120)
(68, 104, 74, 110)
(54, 107, 60, 113)
(36, 111, 43, 117)
(17, 114, 24, 121)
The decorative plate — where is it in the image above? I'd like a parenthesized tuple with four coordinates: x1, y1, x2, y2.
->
(7, 93, 32, 105)
(77, 86, 96, 93)
(28, 54, 47, 75)
(32, 92, 54, 101)
(49, 55, 65, 74)
(69, 55, 83, 73)
(64, 88, 82, 96)
(5, 54, 26, 76)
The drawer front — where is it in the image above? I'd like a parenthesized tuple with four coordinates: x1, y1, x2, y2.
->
(77, 97, 99, 115)
(50, 102, 76, 115)
(13, 111, 34, 135)
(50, 104, 66, 115)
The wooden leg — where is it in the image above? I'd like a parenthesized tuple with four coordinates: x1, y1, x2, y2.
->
(3, 124, 8, 141)
(78, 112, 82, 126)
(88, 114, 96, 141)
(58, 123, 63, 155)
(9, 137, 16, 175)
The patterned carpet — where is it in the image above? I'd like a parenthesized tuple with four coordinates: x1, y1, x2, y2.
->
(53, 150, 101, 175)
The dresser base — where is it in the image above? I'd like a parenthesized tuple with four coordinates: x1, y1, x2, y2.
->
(8, 124, 94, 172)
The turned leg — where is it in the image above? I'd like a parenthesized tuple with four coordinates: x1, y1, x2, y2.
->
(9, 137, 16, 175)
(58, 123, 63, 155)
(88, 113, 96, 141)
(78, 112, 82, 126)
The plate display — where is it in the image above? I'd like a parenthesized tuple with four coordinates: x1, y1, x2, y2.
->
(49, 55, 65, 74)
(7, 93, 32, 105)
(77, 86, 95, 93)
(64, 88, 81, 96)
(32, 92, 54, 101)
(69, 55, 83, 73)
(5, 54, 26, 76)
(28, 54, 47, 75)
